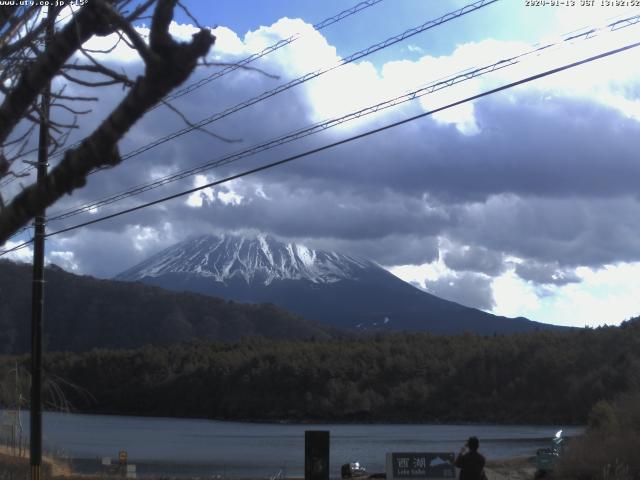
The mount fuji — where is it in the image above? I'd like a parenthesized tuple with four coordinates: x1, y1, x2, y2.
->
(116, 233, 560, 335)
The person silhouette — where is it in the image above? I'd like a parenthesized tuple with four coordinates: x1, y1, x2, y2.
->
(455, 436, 486, 480)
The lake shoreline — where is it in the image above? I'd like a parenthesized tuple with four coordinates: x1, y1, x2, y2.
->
(1, 409, 583, 479)
(0, 451, 539, 480)
(35, 407, 585, 428)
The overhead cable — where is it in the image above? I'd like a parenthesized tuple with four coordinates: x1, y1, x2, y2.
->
(110, 0, 498, 166)
(3, 35, 639, 256)
(45, 11, 640, 224)
(0, 0, 386, 188)
(160, 0, 386, 106)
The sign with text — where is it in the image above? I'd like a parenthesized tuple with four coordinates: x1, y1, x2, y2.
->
(386, 452, 456, 480)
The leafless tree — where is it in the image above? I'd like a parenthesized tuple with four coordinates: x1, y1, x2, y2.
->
(0, 0, 216, 244)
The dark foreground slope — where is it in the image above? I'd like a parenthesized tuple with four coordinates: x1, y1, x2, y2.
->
(3, 318, 638, 424)
(0, 260, 332, 353)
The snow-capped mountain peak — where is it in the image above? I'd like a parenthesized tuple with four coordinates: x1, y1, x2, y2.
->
(115, 233, 555, 336)
(117, 233, 376, 286)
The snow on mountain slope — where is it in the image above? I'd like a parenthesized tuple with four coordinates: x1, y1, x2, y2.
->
(117, 233, 377, 285)
(116, 233, 564, 335)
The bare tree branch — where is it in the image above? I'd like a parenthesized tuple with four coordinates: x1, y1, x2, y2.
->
(63, 61, 135, 86)
(0, 1, 116, 145)
(121, 0, 156, 23)
(198, 60, 280, 80)
(50, 93, 99, 102)
(101, 2, 157, 64)
(59, 69, 127, 88)
(51, 103, 92, 116)
(160, 99, 241, 144)
(178, 1, 204, 29)
(0, 7, 51, 58)
(0, 6, 37, 51)
(0, 0, 215, 243)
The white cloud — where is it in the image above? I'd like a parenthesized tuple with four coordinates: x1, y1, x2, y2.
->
(491, 263, 640, 327)
(2, 243, 79, 273)
(492, 269, 546, 319)
(186, 174, 216, 208)
(80, 28, 147, 64)
(211, 26, 246, 56)
(1, 240, 33, 264)
(389, 239, 640, 327)
(185, 175, 245, 207)
(218, 189, 243, 205)
(48, 251, 79, 271)
(244, 18, 337, 74)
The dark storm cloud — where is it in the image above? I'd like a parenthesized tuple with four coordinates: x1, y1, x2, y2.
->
(170, 183, 452, 242)
(307, 234, 440, 267)
(514, 261, 580, 286)
(452, 195, 640, 269)
(39, 20, 640, 294)
(50, 228, 168, 278)
(45, 60, 311, 220)
(263, 93, 640, 203)
(51, 92, 640, 276)
(443, 246, 506, 276)
(52, 37, 640, 217)
(423, 272, 495, 311)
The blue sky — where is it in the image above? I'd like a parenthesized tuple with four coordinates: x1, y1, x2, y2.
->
(172, 0, 613, 60)
(3, 0, 640, 328)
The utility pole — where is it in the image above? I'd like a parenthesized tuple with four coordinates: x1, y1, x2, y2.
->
(30, 10, 52, 480)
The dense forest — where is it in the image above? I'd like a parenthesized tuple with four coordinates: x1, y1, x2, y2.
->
(1, 318, 639, 424)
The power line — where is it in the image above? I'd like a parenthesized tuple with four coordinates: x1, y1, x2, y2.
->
(159, 0, 385, 106)
(45, 11, 640, 224)
(3, 36, 638, 257)
(0, 0, 386, 188)
(108, 0, 498, 167)
(2, 0, 497, 243)
(1, 0, 495, 192)
(0, 234, 34, 256)
(3, 225, 32, 246)
(2, 0, 498, 197)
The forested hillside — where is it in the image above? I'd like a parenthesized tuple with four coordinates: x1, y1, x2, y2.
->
(0, 260, 332, 353)
(2, 318, 638, 424)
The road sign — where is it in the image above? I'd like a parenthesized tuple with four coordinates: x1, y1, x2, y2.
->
(386, 453, 456, 480)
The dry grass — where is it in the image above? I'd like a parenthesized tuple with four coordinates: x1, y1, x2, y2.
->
(484, 456, 537, 480)
(553, 392, 640, 480)
(0, 445, 72, 478)
(554, 431, 640, 480)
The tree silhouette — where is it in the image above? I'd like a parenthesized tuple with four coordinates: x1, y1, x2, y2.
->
(0, 0, 215, 244)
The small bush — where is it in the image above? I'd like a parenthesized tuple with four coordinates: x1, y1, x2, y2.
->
(587, 400, 618, 432)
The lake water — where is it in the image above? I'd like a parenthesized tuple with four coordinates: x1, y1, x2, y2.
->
(1, 410, 584, 477)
